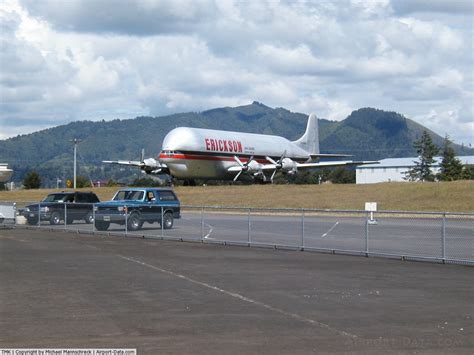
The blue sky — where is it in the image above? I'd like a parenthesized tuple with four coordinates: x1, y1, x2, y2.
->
(1, 0, 473, 145)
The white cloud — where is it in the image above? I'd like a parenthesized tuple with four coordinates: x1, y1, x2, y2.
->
(391, 0, 473, 15)
(414, 108, 474, 144)
(0, 0, 472, 146)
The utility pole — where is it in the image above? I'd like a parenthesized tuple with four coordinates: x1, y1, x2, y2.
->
(72, 138, 81, 189)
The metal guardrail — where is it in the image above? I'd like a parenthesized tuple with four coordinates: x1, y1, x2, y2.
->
(1, 201, 472, 265)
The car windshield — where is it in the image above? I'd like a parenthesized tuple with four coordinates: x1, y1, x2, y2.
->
(42, 193, 69, 202)
(113, 190, 144, 201)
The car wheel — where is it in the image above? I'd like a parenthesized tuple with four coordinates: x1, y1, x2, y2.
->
(95, 221, 110, 231)
(49, 211, 62, 225)
(161, 212, 174, 229)
(27, 217, 38, 225)
(127, 213, 143, 231)
(84, 211, 94, 224)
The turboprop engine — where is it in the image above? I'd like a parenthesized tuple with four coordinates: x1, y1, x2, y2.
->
(232, 156, 264, 181)
(280, 157, 298, 175)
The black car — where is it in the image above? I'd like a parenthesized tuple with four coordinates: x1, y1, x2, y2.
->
(22, 191, 100, 225)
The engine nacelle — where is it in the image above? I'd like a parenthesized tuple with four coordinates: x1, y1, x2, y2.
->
(247, 160, 263, 175)
(281, 158, 298, 174)
(142, 158, 162, 174)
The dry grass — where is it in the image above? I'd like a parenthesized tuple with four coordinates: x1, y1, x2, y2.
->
(0, 181, 472, 212)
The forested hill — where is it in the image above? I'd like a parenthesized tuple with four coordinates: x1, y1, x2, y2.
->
(1, 102, 472, 186)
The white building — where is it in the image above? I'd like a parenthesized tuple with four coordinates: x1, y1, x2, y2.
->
(356, 156, 474, 184)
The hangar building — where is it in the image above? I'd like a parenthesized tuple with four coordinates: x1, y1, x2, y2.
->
(356, 156, 474, 184)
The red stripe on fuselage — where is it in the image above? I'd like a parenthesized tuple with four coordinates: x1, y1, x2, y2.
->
(159, 153, 269, 164)
(159, 153, 308, 164)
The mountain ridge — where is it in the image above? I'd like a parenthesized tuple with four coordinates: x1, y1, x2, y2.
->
(1, 102, 472, 186)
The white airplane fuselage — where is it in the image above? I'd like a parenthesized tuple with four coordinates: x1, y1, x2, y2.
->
(159, 127, 310, 179)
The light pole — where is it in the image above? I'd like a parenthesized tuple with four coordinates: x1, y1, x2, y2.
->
(72, 138, 81, 189)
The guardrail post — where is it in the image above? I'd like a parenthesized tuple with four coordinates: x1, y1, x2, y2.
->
(365, 211, 369, 256)
(38, 203, 41, 227)
(200, 207, 204, 240)
(247, 208, 251, 246)
(442, 213, 446, 263)
(301, 209, 305, 251)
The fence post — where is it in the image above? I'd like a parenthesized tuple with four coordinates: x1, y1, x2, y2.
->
(301, 209, 305, 251)
(247, 208, 251, 246)
(442, 213, 446, 263)
(200, 207, 204, 240)
(161, 206, 164, 238)
(64, 203, 67, 229)
(365, 211, 369, 256)
(92, 203, 95, 233)
(125, 206, 128, 236)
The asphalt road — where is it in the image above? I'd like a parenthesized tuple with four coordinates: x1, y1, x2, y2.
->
(0, 227, 473, 353)
(24, 209, 474, 262)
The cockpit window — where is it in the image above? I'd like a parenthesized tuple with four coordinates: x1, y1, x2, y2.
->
(113, 190, 144, 201)
(161, 150, 176, 156)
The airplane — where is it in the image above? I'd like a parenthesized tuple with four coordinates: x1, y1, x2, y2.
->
(103, 113, 378, 183)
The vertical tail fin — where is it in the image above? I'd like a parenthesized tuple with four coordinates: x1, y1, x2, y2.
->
(292, 113, 319, 154)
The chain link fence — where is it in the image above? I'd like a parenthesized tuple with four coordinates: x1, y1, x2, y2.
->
(1, 202, 472, 265)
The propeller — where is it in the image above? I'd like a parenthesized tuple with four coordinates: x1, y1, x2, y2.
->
(265, 151, 287, 182)
(139, 148, 161, 174)
(233, 156, 255, 181)
(265, 151, 298, 181)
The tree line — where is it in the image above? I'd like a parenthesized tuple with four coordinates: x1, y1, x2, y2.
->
(19, 131, 472, 189)
(405, 131, 472, 182)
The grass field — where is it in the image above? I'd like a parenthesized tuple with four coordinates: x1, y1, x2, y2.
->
(1, 181, 473, 212)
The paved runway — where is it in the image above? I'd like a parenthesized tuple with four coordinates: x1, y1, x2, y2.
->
(26, 209, 473, 263)
(0, 227, 473, 353)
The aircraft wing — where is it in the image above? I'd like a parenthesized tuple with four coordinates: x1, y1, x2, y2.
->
(254, 160, 378, 171)
(295, 160, 379, 169)
(310, 153, 352, 159)
(102, 160, 143, 167)
(102, 158, 169, 175)
(228, 157, 378, 183)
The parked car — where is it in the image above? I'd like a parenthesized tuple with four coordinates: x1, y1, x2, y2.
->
(94, 188, 180, 231)
(22, 191, 100, 225)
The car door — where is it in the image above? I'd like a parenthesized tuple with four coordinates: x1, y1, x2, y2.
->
(73, 193, 89, 219)
(144, 190, 160, 221)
